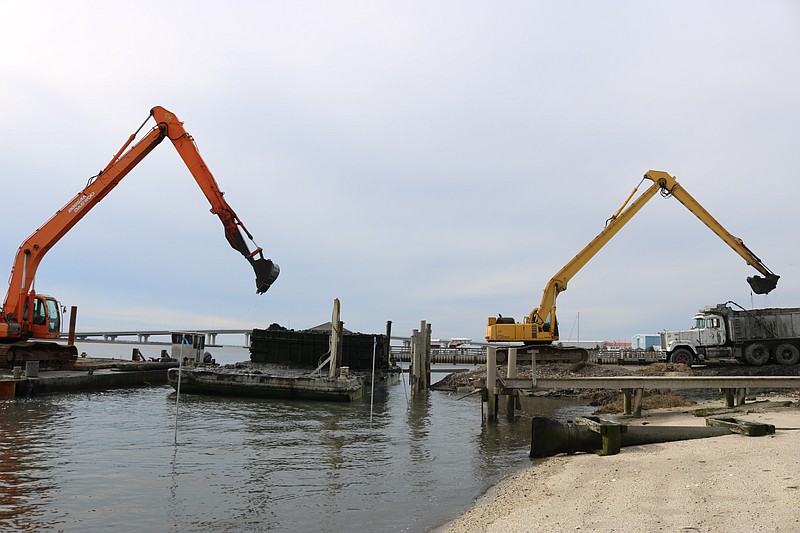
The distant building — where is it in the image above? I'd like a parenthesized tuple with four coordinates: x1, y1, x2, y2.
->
(307, 322, 354, 334)
(601, 341, 632, 350)
(631, 334, 662, 351)
(448, 337, 472, 348)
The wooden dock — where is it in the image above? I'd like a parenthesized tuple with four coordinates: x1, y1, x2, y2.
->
(0, 364, 173, 398)
(484, 346, 800, 419)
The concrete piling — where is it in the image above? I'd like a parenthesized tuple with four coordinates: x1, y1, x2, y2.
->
(529, 416, 773, 458)
(25, 361, 39, 378)
(622, 388, 644, 416)
(504, 347, 519, 420)
(485, 346, 497, 421)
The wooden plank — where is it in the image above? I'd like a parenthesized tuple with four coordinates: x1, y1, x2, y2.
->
(502, 376, 800, 390)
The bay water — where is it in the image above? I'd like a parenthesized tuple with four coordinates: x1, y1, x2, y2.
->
(1, 343, 593, 532)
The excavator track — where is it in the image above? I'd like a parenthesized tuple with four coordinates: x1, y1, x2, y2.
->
(0, 342, 78, 370)
(495, 345, 588, 364)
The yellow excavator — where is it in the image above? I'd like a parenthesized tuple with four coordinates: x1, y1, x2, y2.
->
(486, 170, 779, 363)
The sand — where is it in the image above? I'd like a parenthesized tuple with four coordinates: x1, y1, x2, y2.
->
(437, 401, 800, 532)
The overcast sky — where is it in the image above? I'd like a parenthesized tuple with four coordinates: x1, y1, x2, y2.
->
(1, 1, 799, 345)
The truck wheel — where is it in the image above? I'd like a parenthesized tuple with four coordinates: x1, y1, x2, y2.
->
(495, 350, 508, 364)
(743, 343, 770, 366)
(670, 348, 694, 366)
(774, 344, 800, 366)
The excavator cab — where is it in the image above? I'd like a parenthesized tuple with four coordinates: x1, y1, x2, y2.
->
(747, 274, 779, 295)
(25, 293, 62, 339)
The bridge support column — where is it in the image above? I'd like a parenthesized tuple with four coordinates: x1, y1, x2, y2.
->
(137, 334, 150, 342)
(206, 333, 217, 346)
(244, 332, 251, 347)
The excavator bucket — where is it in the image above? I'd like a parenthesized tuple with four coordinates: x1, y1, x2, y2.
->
(252, 257, 280, 294)
(747, 274, 779, 295)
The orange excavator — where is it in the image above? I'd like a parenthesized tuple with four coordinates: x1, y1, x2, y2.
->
(1, 106, 279, 368)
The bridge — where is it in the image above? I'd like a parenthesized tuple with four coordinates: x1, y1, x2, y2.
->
(61, 329, 253, 347)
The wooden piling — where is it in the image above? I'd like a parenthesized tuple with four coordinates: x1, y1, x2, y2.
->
(67, 305, 78, 346)
(385, 320, 392, 364)
(424, 322, 431, 390)
(485, 346, 497, 421)
(328, 299, 342, 379)
(412, 330, 417, 392)
(410, 320, 431, 397)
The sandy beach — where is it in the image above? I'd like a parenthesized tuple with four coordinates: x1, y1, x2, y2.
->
(437, 398, 800, 532)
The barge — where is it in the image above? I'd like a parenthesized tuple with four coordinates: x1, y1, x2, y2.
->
(167, 367, 363, 402)
(0, 359, 175, 398)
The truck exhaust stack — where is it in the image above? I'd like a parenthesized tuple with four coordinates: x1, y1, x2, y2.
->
(747, 274, 779, 295)
(252, 258, 280, 294)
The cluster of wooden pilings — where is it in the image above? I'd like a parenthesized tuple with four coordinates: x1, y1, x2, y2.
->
(409, 320, 431, 397)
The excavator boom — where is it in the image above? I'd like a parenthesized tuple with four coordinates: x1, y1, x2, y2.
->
(486, 170, 778, 351)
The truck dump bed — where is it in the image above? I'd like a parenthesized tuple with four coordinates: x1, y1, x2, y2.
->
(722, 306, 800, 343)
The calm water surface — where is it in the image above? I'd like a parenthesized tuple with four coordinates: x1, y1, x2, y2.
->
(1, 344, 594, 532)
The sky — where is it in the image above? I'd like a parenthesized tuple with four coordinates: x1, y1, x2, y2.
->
(1, 1, 799, 346)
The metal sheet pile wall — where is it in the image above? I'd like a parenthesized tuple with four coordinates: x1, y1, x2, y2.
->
(250, 326, 389, 370)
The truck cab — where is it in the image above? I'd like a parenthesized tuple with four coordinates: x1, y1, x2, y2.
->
(663, 311, 731, 364)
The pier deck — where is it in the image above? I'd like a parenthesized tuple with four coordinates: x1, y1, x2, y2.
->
(498, 375, 800, 417)
(484, 346, 800, 419)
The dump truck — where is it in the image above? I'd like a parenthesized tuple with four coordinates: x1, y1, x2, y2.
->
(662, 302, 800, 366)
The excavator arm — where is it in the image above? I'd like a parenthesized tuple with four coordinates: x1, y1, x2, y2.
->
(3, 107, 278, 337)
(645, 170, 778, 294)
(486, 170, 778, 345)
(151, 107, 279, 294)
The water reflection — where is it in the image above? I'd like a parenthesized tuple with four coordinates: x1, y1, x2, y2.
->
(406, 395, 432, 460)
(0, 399, 64, 531)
